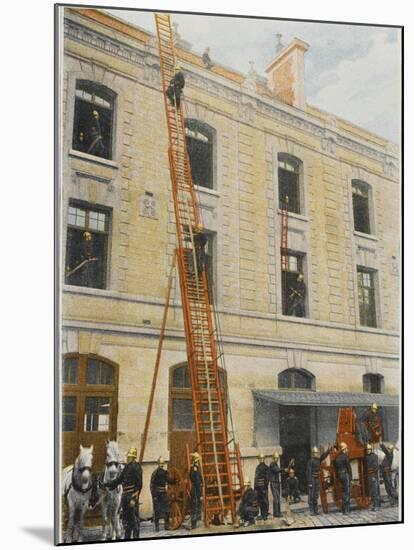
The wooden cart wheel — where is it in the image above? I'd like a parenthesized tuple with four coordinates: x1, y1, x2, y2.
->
(167, 466, 190, 530)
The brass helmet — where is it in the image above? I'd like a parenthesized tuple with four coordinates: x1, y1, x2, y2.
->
(127, 447, 137, 459)
(297, 273, 304, 281)
(195, 223, 204, 234)
(312, 446, 320, 457)
(371, 402, 378, 412)
(388, 444, 395, 452)
(174, 63, 182, 72)
(92, 110, 100, 118)
(366, 443, 373, 453)
(288, 468, 295, 476)
(191, 452, 201, 464)
(339, 442, 348, 452)
(83, 231, 92, 241)
(158, 456, 165, 466)
(258, 452, 265, 462)
(244, 477, 251, 487)
(273, 451, 280, 460)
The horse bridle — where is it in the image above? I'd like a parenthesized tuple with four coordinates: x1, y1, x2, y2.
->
(106, 461, 119, 468)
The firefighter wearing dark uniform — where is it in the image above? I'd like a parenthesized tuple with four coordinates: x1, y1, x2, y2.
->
(306, 445, 331, 515)
(166, 66, 185, 108)
(268, 452, 283, 517)
(334, 442, 352, 515)
(380, 443, 398, 506)
(359, 403, 384, 444)
(87, 110, 105, 157)
(150, 457, 175, 532)
(286, 468, 300, 503)
(189, 452, 203, 529)
(365, 443, 380, 511)
(254, 453, 269, 520)
(287, 273, 306, 317)
(238, 478, 259, 526)
(194, 224, 208, 279)
(115, 447, 143, 539)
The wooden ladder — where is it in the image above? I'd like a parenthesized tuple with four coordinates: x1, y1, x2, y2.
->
(154, 13, 242, 526)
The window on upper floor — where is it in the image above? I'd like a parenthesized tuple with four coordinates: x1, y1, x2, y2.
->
(185, 119, 214, 189)
(278, 368, 315, 390)
(352, 180, 372, 234)
(72, 80, 115, 160)
(357, 267, 378, 328)
(281, 252, 307, 317)
(278, 153, 302, 214)
(65, 200, 111, 290)
(363, 373, 384, 394)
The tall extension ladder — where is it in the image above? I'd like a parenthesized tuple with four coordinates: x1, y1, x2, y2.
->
(154, 13, 242, 526)
(281, 195, 289, 313)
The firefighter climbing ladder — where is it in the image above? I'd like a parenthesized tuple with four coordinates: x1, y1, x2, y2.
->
(153, 12, 242, 526)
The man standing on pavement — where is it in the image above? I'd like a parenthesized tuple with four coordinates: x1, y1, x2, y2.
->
(254, 452, 269, 520)
(189, 452, 203, 529)
(107, 447, 142, 539)
(334, 442, 352, 515)
(365, 443, 380, 511)
(306, 445, 331, 515)
(380, 442, 398, 506)
(268, 452, 283, 518)
(150, 457, 176, 532)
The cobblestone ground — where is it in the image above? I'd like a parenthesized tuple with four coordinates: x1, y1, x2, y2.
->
(71, 499, 400, 543)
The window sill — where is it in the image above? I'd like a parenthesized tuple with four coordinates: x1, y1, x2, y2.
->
(354, 231, 378, 242)
(194, 185, 220, 198)
(277, 209, 309, 223)
(69, 149, 119, 169)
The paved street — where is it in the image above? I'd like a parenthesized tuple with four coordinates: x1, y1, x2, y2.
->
(71, 498, 400, 543)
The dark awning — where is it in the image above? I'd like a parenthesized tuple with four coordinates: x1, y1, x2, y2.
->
(252, 390, 399, 407)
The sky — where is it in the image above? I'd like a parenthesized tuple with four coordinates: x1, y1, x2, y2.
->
(109, 8, 401, 144)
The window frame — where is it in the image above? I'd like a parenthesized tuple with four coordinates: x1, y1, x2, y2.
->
(277, 153, 303, 215)
(363, 373, 384, 394)
(65, 199, 112, 290)
(357, 266, 378, 328)
(278, 368, 316, 391)
(352, 179, 374, 236)
(185, 119, 216, 190)
(281, 250, 307, 317)
(72, 80, 116, 161)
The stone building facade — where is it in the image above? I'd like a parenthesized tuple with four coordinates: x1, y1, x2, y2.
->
(58, 8, 400, 512)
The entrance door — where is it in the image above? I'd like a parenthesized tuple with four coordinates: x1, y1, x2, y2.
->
(279, 405, 310, 493)
(168, 364, 227, 474)
(62, 354, 119, 472)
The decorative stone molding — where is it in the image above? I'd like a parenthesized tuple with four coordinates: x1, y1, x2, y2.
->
(139, 193, 159, 220)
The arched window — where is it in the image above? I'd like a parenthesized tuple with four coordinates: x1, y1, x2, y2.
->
(185, 119, 215, 189)
(72, 80, 116, 160)
(352, 180, 373, 234)
(278, 368, 315, 390)
(363, 373, 384, 394)
(62, 353, 119, 470)
(278, 153, 302, 214)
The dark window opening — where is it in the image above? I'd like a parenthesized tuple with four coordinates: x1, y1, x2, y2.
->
(87, 358, 113, 385)
(357, 267, 377, 327)
(363, 373, 384, 394)
(278, 154, 301, 214)
(65, 201, 111, 289)
(72, 81, 115, 160)
(278, 368, 315, 390)
(282, 253, 306, 317)
(173, 365, 192, 388)
(84, 396, 111, 432)
(352, 180, 371, 234)
(172, 398, 194, 430)
(185, 120, 214, 189)
(63, 357, 78, 385)
(63, 396, 77, 432)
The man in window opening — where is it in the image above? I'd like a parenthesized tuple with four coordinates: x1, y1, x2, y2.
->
(287, 272, 306, 317)
(65, 231, 98, 286)
(166, 65, 185, 108)
(87, 110, 105, 157)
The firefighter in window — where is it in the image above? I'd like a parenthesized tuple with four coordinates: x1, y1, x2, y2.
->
(287, 273, 306, 317)
(65, 231, 98, 287)
(87, 110, 105, 157)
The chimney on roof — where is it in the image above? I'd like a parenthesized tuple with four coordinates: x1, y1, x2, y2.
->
(265, 37, 309, 110)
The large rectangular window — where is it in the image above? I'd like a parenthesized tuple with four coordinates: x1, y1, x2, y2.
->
(65, 201, 111, 289)
(352, 180, 372, 234)
(278, 154, 301, 214)
(357, 267, 377, 327)
(282, 252, 306, 317)
(185, 120, 214, 189)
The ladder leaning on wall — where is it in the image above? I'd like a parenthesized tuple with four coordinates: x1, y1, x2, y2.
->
(153, 12, 243, 527)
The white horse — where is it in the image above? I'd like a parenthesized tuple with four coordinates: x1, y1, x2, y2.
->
(374, 441, 400, 497)
(99, 441, 123, 540)
(62, 445, 94, 543)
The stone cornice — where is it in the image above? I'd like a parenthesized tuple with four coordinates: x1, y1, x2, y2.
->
(64, 16, 399, 171)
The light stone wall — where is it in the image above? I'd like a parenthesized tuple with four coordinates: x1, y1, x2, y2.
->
(60, 9, 401, 515)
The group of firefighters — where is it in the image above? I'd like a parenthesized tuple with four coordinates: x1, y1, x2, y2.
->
(103, 409, 397, 538)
